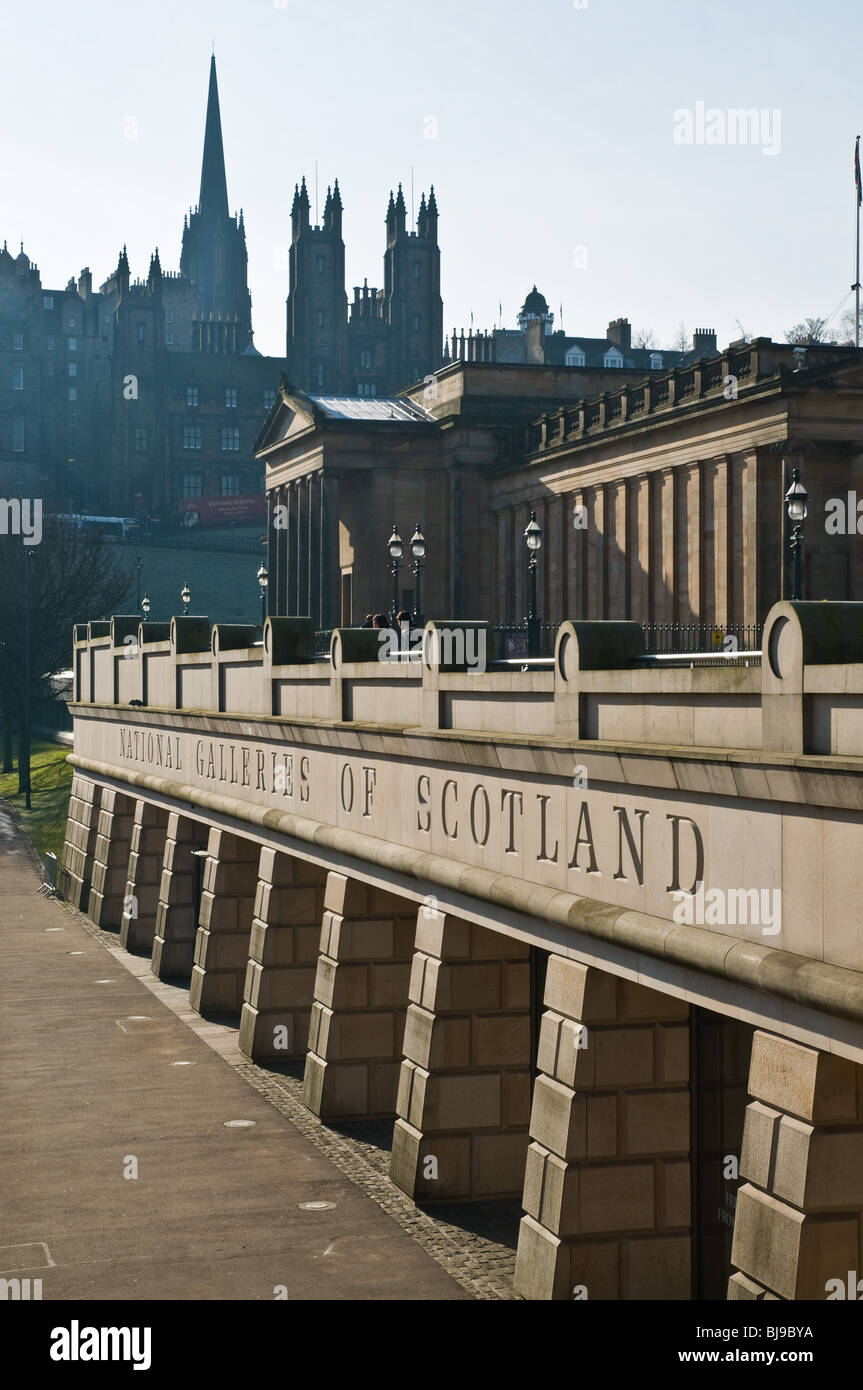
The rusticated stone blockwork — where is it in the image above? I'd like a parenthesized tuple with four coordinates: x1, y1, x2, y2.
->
(120, 800, 169, 953)
(59, 775, 100, 910)
(189, 829, 260, 1016)
(239, 849, 328, 1061)
(86, 787, 134, 930)
(151, 814, 210, 979)
(390, 909, 532, 1203)
(303, 872, 417, 1121)
(514, 956, 691, 1300)
(729, 1031, 863, 1300)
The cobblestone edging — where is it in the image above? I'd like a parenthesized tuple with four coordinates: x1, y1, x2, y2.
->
(61, 900, 520, 1301)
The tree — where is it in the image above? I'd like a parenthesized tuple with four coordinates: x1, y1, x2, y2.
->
(633, 327, 658, 350)
(837, 306, 862, 346)
(0, 519, 133, 798)
(785, 316, 835, 345)
(671, 321, 689, 354)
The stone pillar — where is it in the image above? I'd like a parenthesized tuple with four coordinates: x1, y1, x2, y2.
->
(586, 485, 605, 620)
(189, 829, 260, 1016)
(59, 775, 100, 910)
(287, 481, 298, 615)
(87, 788, 135, 929)
(514, 957, 691, 1301)
(390, 910, 531, 1203)
(119, 800, 169, 952)
(151, 814, 210, 979)
(728, 1031, 863, 1301)
(238, 849, 328, 1061)
(303, 873, 416, 1121)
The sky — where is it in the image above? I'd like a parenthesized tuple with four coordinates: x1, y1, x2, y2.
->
(2, 0, 861, 358)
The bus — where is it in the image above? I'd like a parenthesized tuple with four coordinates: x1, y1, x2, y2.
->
(55, 514, 140, 542)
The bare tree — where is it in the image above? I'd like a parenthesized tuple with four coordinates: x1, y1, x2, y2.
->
(633, 327, 658, 350)
(671, 321, 689, 354)
(0, 519, 133, 797)
(734, 319, 752, 344)
(837, 306, 862, 346)
(785, 316, 835, 346)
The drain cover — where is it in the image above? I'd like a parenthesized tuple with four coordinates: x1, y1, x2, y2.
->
(298, 1200, 337, 1211)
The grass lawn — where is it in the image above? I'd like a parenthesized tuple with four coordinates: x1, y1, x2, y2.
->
(0, 738, 73, 863)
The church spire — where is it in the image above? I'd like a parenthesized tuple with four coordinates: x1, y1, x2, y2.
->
(198, 54, 229, 219)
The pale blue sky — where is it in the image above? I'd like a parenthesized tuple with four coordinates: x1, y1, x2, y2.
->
(2, 0, 860, 357)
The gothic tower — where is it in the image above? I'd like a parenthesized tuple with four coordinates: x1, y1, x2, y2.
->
(383, 183, 442, 390)
(285, 177, 348, 392)
(180, 56, 252, 353)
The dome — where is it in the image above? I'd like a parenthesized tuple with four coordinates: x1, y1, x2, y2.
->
(521, 285, 548, 316)
(15, 244, 29, 266)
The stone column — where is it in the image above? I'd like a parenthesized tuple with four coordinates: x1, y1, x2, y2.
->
(189, 829, 261, 1016)
(151, 814, 210, 979)
(59, 775, 100, 910)
(728, 1031, 863, 1301)
(119, 800, 169, 952)
(287, 481, 298, 615)
(87, 788, 135, 930)
(514, 957, 691, 1301)
(308, 474, 320, 628)
(606, 480, 626, 618)
(586, 485, 605, 620)
(390, 910, 531, 1203)
(238, 849, 328, 1061)
(303, 872, 416, 1122)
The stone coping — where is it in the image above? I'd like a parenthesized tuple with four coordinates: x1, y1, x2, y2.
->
(68, 750, 863, 1029)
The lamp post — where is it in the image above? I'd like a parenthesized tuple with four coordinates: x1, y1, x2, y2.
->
(181, 582, 191, 616)
(524, 510, 543, 657)
(785, 468, 808, 601)
(410, 523, 426, 626)
(141, 594, 151, 619)
(387, 524, 403, 621)
(257, 563, 269, 625)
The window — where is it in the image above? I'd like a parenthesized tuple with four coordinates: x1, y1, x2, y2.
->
(47, 336, 55, 352)
(225, 387, 237, 408)
(166, 331, 175, 346)
(68, 387, 77, 401)
(185, 386, 199, 407)
(359, 348, 373, 369)
(603, 348, 623, 368)
(649, 352, 663, 370)
(182, 472, 203, 499)
(166, 310, 174, 324)
(316, 255, 325, 274)
(67, 317, 76, 329)
(411, 313, 421, 332)
(68, 336, 77, 352)
(43, 295, 54, 310)
(12, 333, 23, 351)
(412, 261, 421, 281)
(183, 425, 202, 450)
(136, 323, 145, 343)
(12, 366, 23, 390)
(68, 362, 77, 377)
(220, 474, 240, 496)
(565, 346, 586, 367)
(316, 309, 325, 329)
(357, 382, 377, 397)
(12, 418, 24, 453)
(316, 363, 325, 387)
(134, 427, 148, 452)
(221, 427, 240, 452)
(263, 389, 276, 409)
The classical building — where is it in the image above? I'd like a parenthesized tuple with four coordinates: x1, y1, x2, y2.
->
(60, 599, 863, 1299)
(259, 337, 863, 633)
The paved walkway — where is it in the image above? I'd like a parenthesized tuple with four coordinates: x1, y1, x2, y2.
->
(0, 812, 475, 1301)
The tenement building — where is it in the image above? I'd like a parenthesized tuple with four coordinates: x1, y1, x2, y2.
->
(60, 601, 863, 1298)
(259, 338, 863, 632)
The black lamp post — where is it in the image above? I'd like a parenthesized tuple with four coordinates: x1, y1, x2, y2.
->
(181, 582, 191, 615)
(141, 593, 151, 619)
(387, 524, 403, 621)
(524, 510, 543, 657)
(785, 468, 809, 601)
(410, 523, 426, 626)
(257, 563, 268, 625)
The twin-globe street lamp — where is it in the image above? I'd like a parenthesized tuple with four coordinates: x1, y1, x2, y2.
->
(386, 523, 427, 624)
(257, 563, 268, 625)
(785, 468, 809, 602)
(524, 510, 543, 657)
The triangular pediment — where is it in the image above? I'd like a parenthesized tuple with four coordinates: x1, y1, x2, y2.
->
(254, 377, 320, 457)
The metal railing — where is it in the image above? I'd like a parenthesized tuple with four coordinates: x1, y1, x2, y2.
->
(643, 622, 762, 655)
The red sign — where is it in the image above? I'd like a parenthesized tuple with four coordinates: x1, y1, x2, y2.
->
(178, 494, 266, 527)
